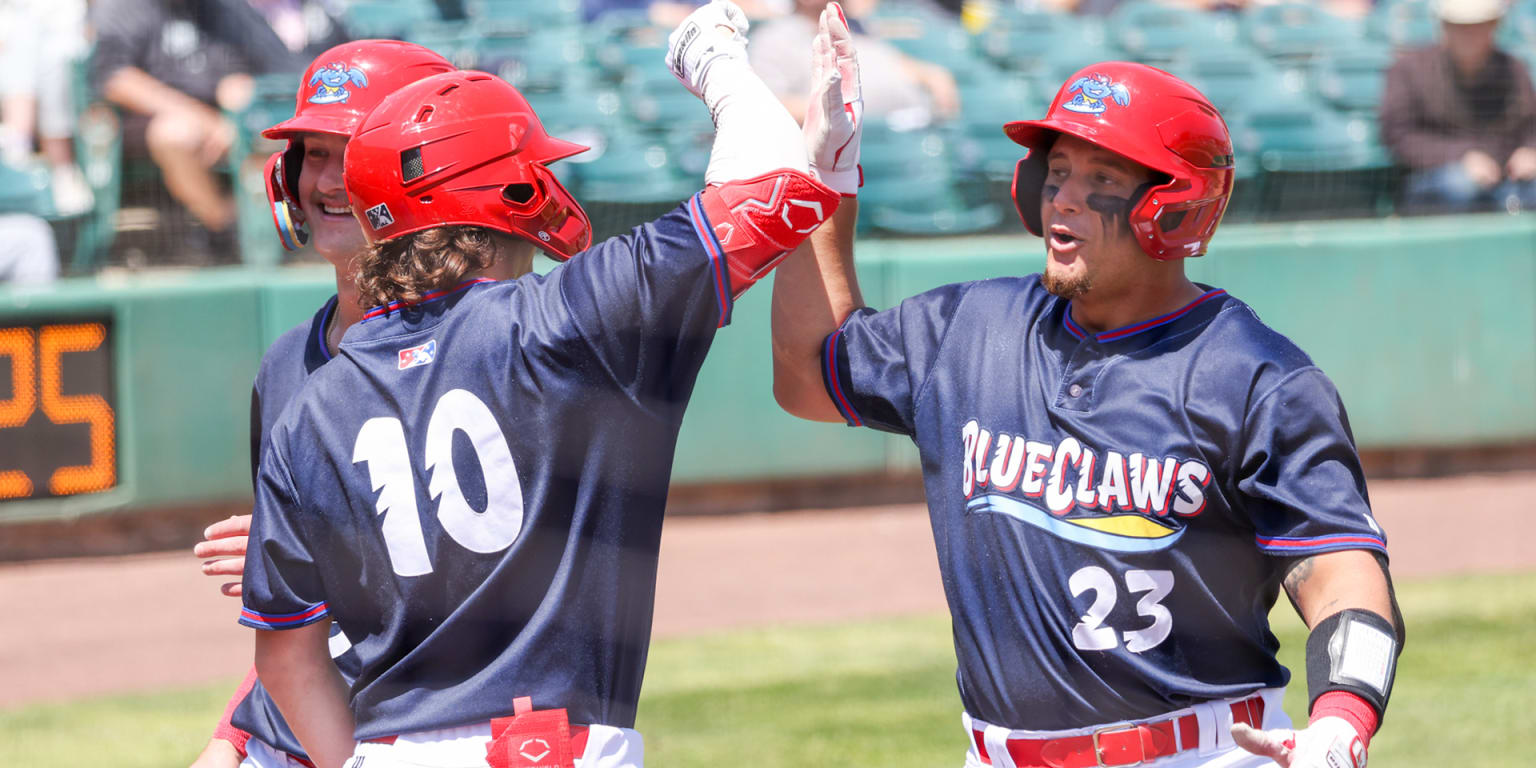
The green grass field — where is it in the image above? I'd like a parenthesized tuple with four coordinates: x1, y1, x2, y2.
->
(3, 570, 1533, 767)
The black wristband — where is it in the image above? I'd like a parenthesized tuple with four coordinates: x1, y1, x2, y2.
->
(1305, 608, 1399, 723)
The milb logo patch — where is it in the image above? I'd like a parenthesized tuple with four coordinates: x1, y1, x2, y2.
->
(364, 202, 395, 230)
(398, 339, 437, 370)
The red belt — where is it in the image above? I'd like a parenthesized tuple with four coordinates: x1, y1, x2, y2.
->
(362, 724, 590, 754)
(971, 695, 1266, 768)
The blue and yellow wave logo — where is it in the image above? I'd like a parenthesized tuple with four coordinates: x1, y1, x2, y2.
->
(967, 494, 1183, 553)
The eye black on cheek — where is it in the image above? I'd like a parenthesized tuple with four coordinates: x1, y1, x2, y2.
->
(1043, 184, 1061, 202)
(1085, 193, 1134, 232)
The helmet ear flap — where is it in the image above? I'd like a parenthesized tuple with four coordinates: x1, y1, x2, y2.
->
(1011, 151, 1047, 236)
(265, 148, 309, 250)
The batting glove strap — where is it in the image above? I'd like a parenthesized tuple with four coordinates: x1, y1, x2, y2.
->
(1305, 608, 1399, 724)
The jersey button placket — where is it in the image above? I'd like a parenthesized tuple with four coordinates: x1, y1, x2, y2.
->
(1055, 340, 1098, 413)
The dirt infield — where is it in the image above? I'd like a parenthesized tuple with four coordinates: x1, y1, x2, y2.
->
(2, 471, 1533, 710)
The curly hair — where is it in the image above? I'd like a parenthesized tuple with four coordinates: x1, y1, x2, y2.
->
(355, 226, 501, 308)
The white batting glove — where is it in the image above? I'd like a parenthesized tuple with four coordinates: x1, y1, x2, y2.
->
(804, 2, 862, 196)
(664, 0, 806, 185)
(665, 0, 751, 113)
(1231, 717, 1368, 768)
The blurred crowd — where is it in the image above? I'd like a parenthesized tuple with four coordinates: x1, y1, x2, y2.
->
(1, 0, 1535, 284)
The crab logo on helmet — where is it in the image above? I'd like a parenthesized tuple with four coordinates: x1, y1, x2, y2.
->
(308, 63, 370, 105)
(1061, 74, 1131, 115)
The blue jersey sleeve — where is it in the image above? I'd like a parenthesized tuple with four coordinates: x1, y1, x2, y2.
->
(1237, 367, 1388, 557)
(240, 439, 330, 631)
(822, 283, 972, 436)
(552, 195, 731, 402)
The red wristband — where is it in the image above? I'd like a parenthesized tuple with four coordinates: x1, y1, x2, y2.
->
(1310, 690, 1378, 748)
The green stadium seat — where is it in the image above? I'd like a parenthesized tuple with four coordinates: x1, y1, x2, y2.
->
(525, 88, 624, 137)
(662, 118, 715, 182)
(1243, 3, 1362, 61)
(0, 161, 54, 217)
(953, 74, 1042, 183)
(342, 0, 441, 40)
(586, 16, 669, 81)
(621, 65, 710, 129)
(1166, 45, 1298, 117)
(1110, 1, 1238, 65)
(572, 133, 696, 205)
(467, 29, 587, 92)
(405, 21, 480, 68)
(1029, 42, 1136, 98)
(1498, 0, 1536, 49)
(1228, 99, 1393, 219)
(859, 121, 1004, 235)
(978, 10, 1100, 75)
(1310, 43, 1394, 115)
(466, 0, 581, 34)
(1367, 0, 1438, 47)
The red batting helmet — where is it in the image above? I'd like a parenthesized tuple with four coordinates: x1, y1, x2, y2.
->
(263, 40, 455, 250)
(1004, 62, 1234, 260)
(343, 70, 592, 259)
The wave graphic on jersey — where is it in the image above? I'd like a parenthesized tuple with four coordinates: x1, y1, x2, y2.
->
(967, 494, 1184, 552)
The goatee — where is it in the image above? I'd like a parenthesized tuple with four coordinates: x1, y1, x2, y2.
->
(1042, 267, 1092, 300)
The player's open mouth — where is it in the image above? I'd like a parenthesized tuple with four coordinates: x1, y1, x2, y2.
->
(320, 203, 352, 217)
(1049, 226, 1082, 250)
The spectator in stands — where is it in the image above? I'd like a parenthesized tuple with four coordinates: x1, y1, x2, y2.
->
(0, 0, 94, 216)
(0, 213, 59, 285)
(1381, 0, 1536, 214)
(750, 0, 958, 128)
(90, 0, 258, 249)
(214, 0, 352, 73)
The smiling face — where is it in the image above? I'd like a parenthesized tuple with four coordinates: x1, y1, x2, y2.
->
(1039, 133, 1159, 301)
(295, 131, 367, 263)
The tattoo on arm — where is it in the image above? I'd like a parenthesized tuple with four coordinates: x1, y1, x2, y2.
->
(1282, 555, 1315, 599)
(1279, 555, 1313, 619)
(1282, 555, 1343, 626)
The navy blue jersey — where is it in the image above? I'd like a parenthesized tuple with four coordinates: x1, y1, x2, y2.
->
(232, 294, 365, 758)
(241, 197, 731, 739)
(822, 275, 1387, 730)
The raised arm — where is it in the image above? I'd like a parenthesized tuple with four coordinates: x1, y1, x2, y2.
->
(772, 3, 865, 422)
(663, 0, 840, 303)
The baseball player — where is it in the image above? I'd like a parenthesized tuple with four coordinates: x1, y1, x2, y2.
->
(189, 40, 457, 768)
(237, 4, 840, 767)
(774, 24, 1404, 768)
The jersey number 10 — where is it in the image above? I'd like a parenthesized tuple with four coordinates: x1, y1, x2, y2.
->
(353, 388, 525, 577)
